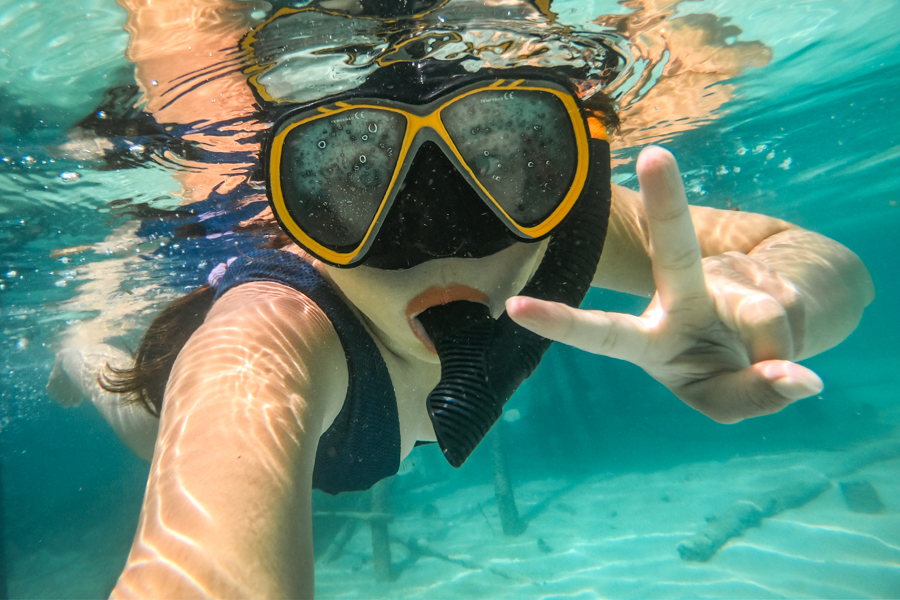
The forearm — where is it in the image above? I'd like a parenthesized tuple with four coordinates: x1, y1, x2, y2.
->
(745, 228, 874, 359)
(113, 350, 320, 598)
(114, 398, 319, 599)
(48, 345, 158, 460)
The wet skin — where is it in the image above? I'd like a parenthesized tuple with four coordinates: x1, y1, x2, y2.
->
(102, 146, 873, 598)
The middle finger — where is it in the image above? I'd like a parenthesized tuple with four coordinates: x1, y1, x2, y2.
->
(636, 146, 709, 309)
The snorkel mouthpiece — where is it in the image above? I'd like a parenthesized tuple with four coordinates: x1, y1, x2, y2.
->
(418, 302, 547, 467)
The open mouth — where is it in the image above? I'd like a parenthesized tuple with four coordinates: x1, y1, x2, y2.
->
(406, 284, 490, 353)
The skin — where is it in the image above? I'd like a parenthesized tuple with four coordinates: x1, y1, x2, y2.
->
(92, 145, 872, 598)
(44, 2, 872, 597)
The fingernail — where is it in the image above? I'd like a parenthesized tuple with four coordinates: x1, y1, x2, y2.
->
(773, 377, 823, 400)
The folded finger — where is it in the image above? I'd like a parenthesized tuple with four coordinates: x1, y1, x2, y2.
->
(506, 296, 648, 362)
(714, 252, 807, 354)
(704, 264, 794, 361)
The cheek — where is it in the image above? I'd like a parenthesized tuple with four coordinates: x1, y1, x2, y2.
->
(325, 268, 417, 323)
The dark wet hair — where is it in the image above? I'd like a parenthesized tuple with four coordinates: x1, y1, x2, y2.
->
(100, 285, 217, 417)
(580, 90, 620, 133)
(100, 229, 291, 416)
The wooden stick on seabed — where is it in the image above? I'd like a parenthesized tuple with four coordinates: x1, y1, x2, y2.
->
(396, 538, 539, 584)
(678, 438, 900, 562)
(677, 467, 830, 562)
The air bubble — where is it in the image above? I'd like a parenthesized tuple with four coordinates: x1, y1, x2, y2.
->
(484, 151, 490, 156)
(359, 155, 366, 163)
(368, 123, 378, 133)
(361, 135, 368, 141)
(59, 171, 80, 182)
(318, 140, 327, 149)
(533, 125, 542, 131)
(527, 162, 534, 167)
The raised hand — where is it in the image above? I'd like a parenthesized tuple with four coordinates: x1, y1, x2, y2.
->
(506, 146, 823, 424)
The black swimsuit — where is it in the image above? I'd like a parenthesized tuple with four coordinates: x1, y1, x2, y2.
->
(213, 249, 401, 495)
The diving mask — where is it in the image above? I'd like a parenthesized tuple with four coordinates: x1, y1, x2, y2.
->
(265, 76, 606, 267)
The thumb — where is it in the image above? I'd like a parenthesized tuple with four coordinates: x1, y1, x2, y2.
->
(683, 360, 823, 424)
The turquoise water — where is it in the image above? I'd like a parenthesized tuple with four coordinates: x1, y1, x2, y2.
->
(1, 0, 899, 598)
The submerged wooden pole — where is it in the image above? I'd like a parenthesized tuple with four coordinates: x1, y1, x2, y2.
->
(1, 457, 7, 600)
(678, 468, 830, 562)
(370, 479, 393, 581)
(492, 425, 526, 536)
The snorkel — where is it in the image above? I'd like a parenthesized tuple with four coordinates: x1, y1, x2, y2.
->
(246, 0, 623, 467)
(417, 137, 610, 466)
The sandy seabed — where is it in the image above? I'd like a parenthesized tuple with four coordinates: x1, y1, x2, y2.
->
(315, 451, 900, 599)
(7, 436, 900, 599)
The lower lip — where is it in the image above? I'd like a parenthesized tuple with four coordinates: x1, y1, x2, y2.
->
(407, 285, 490, 353)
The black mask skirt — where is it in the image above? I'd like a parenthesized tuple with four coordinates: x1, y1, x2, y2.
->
(363, 140, 520, 270)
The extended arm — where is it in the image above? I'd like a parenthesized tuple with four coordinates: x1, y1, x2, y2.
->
(508, 146, 874, 423)
(112, 282, 347, 599)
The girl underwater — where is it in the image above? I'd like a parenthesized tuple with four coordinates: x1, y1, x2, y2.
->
(47, 0, 874, 597)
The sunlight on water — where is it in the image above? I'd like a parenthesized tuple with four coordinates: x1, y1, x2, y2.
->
(0, 0, 898, 598)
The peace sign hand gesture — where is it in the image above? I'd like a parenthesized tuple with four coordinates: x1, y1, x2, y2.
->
(507, 146, 824, 424)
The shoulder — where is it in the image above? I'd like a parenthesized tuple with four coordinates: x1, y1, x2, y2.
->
(177, 280, 349, 418)
(205, 279, 345, 363)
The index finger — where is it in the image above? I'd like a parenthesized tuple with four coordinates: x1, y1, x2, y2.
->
(636, 146, 707, 307)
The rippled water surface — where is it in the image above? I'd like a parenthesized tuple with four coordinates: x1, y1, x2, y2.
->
(1, 0, 898, 598)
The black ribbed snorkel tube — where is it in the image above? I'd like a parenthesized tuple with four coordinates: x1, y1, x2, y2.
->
(417, 137, 611, 467)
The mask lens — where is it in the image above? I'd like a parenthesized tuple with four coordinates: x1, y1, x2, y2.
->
(441, 89, 578, 228)
(277, 109, 407, 249)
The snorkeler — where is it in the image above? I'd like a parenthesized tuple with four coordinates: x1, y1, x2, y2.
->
(46, 0, 874, 597)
